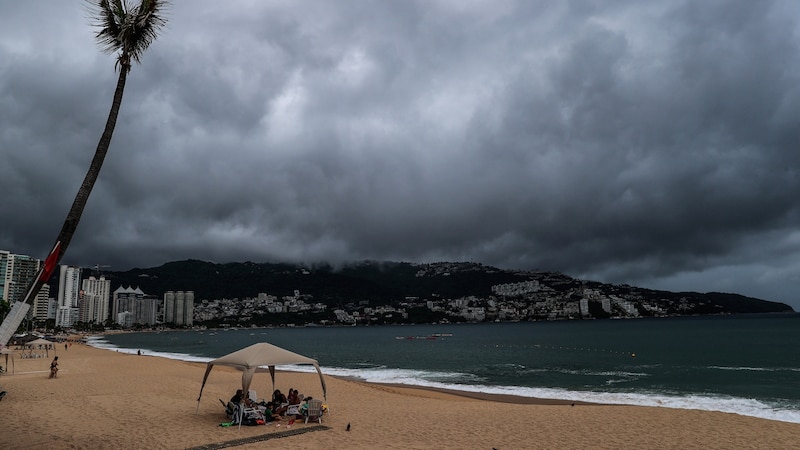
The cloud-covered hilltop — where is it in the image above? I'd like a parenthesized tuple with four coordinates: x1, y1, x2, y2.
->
(96, 260, 793, 326)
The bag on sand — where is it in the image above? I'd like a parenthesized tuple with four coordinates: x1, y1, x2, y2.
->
(242, 417, 260, 426)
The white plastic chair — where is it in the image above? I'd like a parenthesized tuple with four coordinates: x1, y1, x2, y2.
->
(304, 399, 324, 424)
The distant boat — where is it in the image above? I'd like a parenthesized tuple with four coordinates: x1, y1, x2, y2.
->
(395, 334, 448, 340)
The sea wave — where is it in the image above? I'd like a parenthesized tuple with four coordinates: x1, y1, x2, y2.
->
(709, 365, 800, 373)
(86, 335, 213, 364)
(324, 365, 800, 424)
(557, 368, 648, 378)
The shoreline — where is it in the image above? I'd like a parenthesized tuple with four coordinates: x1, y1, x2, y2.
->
(84, 332, 800, 424)
(88, 339, 597, 407)
(1, 343, 799, 449)
(373, 382, 599, 405)
(87, 335, 800, 424)
(329, 374, 596, 406)
(86, 337, 800, 426)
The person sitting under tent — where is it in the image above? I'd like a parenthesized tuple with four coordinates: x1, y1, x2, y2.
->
(230, 389, 254, 407)
(271, 389, 288, 415)
(260, 402, 282, 422)
(287, 388, 299, 405)
(271, 389, 287, 405)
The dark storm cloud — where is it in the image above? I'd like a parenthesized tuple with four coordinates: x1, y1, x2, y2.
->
(2, 0, 799, 309)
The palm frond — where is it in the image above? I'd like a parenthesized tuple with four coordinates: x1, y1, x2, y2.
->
(87, 0, 168, 70)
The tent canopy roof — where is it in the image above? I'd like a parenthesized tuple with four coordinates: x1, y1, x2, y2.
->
(209, 342, 317, 369)
(197, 342, 326, 407)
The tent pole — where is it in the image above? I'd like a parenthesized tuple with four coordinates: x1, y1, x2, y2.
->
(269, 366, 276, 396)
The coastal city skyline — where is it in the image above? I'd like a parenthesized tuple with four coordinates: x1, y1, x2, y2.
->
(3, 251, 790, 333)
(3, 1, 800, 311)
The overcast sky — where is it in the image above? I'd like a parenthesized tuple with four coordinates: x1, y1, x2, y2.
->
(2, 1, 799, 310)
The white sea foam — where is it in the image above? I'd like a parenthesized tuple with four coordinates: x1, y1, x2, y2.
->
(557, 368, 648, 378)
(315, 365, 800, 424)
(709, 365, 797, 372)
(86, 335, 213, 364)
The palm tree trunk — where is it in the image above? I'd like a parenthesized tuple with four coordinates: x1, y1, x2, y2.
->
(20, 65, 130, 305)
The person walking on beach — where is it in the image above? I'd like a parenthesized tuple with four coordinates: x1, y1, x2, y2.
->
(49, 356, 59, 378)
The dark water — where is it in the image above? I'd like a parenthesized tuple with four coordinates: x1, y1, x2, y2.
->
(93, 313, 800, 423)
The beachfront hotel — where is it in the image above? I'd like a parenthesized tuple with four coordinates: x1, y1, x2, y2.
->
(113, 285, 159, 327)
(80, 276, 111, 325)
(0, 250, 52, 324)
(164, 290, 194, 326)
(56, 265, 81, 328)
(30, 283, 52, 322)
(0, 250, 41, 304)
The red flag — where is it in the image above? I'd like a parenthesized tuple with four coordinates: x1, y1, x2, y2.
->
(39, 241, 61, 281)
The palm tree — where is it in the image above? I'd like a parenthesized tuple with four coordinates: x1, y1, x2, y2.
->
(1, 1, 168, 340)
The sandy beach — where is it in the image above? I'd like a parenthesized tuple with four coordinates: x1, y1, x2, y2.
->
(0, 342, 798, 449)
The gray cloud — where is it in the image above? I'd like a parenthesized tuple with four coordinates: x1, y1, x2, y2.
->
(2, 0, 799, 309)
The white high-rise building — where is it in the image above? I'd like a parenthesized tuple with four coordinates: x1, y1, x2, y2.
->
(163, 291, 175, 323)
(1, 251, 41, 303)
(31, 284, 53, 321)
(164, 291, 194, 326)
(112, 285, 143, 326)
(135, 295, 159, 326)
(56, 265, 81, 327)
(0, 250, 9, 301)
(81, 276, 111, 325)
(112, 286, 158, 327)
(0, 250, 50, 341)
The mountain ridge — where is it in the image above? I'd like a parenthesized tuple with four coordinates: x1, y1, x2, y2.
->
(90, 259, 794, 316)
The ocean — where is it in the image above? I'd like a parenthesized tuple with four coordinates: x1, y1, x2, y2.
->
(90, 313, 800, 424)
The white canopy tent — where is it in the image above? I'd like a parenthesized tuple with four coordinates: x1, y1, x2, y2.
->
(23, 338, 57, 358)
(196, 342, 326, 414)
